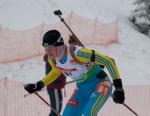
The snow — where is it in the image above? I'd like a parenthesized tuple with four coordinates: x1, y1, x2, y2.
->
(0, 0, 134, 29)
(0, 0, 150, 86)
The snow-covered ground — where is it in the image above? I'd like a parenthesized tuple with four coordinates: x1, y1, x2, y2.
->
(0, 0, 150, 86)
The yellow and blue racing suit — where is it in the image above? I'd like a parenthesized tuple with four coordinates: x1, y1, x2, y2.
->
(42, 46, 121, 116)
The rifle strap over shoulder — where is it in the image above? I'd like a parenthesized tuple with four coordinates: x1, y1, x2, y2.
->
(69, 44, 84, 65)
(90, 50, 95, 62)
(69, 45, 104, 68)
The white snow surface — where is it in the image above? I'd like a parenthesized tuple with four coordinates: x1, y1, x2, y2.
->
(0, 0, 150, 85)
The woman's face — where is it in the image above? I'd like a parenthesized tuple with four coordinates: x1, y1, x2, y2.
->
(44, 45, 64, 59)
(44, 45, 57, 58)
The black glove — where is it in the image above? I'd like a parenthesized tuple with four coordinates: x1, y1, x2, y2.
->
(112, 79, 125, 104)
(24, 81, 44, 94)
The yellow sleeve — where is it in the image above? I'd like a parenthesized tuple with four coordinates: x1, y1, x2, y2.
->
(75, 47, 120, 80)
(42, 59, 61, 86)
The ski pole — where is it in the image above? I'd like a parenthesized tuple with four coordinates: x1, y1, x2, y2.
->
(123, 102, 139, 116)
(34, 92, 61, 116)
(24, 90, 61, 116)
(53, 10, 84, 47)
(111, 94, 139, 116)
